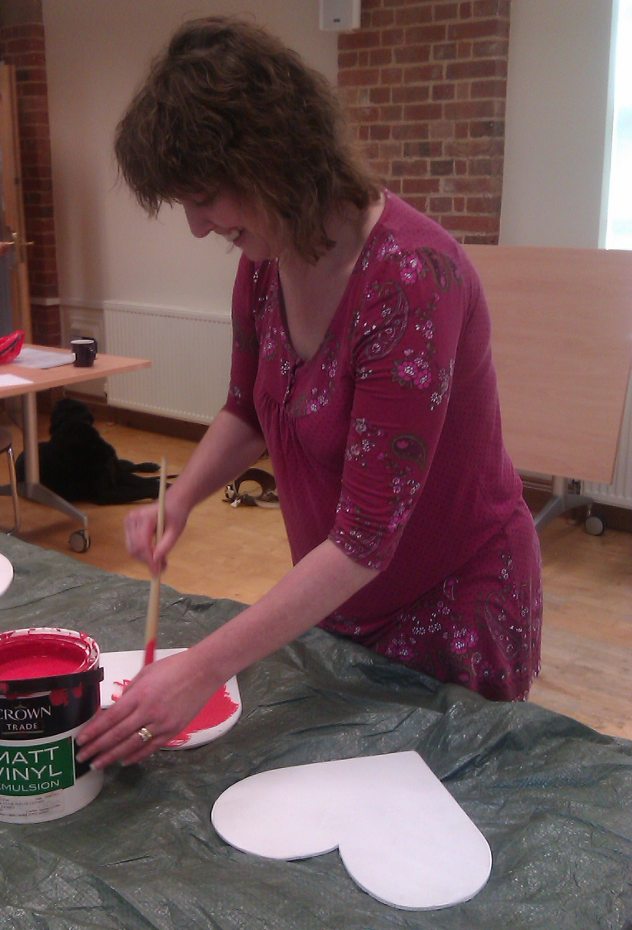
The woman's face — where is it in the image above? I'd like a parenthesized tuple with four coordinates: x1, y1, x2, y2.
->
(179, 191, 278, 262)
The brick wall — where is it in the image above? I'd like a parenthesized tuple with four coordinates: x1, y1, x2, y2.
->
(338, 0, 510, 244)
(0, 21, 60, 345)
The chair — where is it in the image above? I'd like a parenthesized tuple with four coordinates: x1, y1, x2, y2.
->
(0, 425, 20, 534)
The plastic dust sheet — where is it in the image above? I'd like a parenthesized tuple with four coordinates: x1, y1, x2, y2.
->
(0, 534, 630, 930)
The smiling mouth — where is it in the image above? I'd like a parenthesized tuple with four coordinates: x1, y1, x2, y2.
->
(222, 228, 243, 243)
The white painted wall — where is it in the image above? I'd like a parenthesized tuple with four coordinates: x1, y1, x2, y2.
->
(42, 0, 337, 316)
(500, 0, 617, 247)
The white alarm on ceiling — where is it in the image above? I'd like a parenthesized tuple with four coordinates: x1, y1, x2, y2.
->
(319, 0, 361, 31)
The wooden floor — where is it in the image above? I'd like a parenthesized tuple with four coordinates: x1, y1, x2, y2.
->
(1, 414, 631, 740)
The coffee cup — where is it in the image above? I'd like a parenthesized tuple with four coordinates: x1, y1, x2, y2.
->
(71, 337, 98, 368)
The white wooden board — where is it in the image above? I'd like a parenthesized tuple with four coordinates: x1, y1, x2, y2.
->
(100, 649, 241, 750)
(211, 751, 491, 910)
(0, 554, 13, 597)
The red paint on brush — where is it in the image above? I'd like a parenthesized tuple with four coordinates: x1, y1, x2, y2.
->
(166, 686, 239, 747)
(144, 639, 156, 665)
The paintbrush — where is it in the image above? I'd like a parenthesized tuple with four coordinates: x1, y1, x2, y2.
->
(144, 457, 167, 665)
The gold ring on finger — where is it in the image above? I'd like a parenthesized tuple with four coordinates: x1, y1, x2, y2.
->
(137, 726, 153, 743)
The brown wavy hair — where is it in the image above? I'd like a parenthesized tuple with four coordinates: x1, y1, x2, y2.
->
(114, 16, 380, 262)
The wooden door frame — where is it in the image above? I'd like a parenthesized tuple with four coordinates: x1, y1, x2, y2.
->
(0, 61, 32, 340)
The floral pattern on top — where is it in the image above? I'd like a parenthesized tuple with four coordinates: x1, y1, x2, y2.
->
(330, 521, 543, 701)
(331, 416, 427, 569)
(392, 350, 433, 391)
(352, 280, 410, 380)
(223, 191, 542, 701)
(289, 336, 340, 418)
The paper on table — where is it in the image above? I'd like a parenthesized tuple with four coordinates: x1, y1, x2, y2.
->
(13, 347, 74, 369)
(0, 373, 32, 387)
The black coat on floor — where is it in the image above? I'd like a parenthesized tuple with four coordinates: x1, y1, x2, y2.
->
(16, 398, 163, 504)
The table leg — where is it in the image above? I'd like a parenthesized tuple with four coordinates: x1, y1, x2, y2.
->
(533, 475, 593, 533)
(20, 481, 89, 532)
(22, 392, 40, 487)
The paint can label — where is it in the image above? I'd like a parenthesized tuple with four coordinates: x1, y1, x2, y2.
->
(0, 682, 98, 739)
(0, 736, 74, 793)
(0, 724, 103, 822)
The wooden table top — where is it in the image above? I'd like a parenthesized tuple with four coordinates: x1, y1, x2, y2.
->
(0, 345, 151, 399)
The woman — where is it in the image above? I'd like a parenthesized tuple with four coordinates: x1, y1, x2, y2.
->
(77, 16, 542, 770)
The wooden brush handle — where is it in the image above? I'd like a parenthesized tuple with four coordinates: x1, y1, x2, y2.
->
(144, 457, 167, 664)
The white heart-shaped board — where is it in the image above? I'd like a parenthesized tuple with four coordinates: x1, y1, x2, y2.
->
(211, 751, 491, 910)
(100, 649, 241, 749)
(0, 553, 13, 597)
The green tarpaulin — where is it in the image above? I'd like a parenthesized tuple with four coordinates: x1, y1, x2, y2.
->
(0, 534, 630, 929)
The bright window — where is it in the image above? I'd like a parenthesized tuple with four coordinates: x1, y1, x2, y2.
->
(606, 0, 632, 248)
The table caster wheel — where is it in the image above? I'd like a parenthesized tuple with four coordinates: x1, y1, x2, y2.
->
(70, 529, 91, 552)
(585, 514, 606, 536)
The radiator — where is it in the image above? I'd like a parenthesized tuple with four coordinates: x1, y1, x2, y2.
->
(582, 372, 632, 508)
(104, 302, 232, 424)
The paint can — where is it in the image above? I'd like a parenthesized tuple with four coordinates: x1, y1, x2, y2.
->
(0, 627, 104, 823)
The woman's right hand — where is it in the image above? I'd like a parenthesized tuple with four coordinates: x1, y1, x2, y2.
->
(123, 410, 268, 573)
(124, 493, 189, 574)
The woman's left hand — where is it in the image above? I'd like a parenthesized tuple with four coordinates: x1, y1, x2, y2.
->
(75, 648, 222, 768)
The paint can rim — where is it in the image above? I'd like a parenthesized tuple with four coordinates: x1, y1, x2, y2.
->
(0, 626, 102, 695)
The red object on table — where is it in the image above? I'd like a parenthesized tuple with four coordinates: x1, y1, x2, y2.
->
(0, 330, 25, 364)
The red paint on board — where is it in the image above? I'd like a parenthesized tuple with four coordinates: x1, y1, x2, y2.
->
(111, 678, 131, 702)
(110, 677, 238, 747)
(166, 686, 239, 747)
(0, 633, 93, 680)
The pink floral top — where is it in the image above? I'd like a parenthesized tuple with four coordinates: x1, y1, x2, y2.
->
(224, 192, 541, 700)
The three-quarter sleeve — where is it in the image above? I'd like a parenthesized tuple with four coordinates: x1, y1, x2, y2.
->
(223, 256, 263, 434)
(329, 248, 467, 571)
